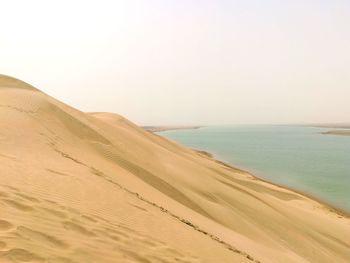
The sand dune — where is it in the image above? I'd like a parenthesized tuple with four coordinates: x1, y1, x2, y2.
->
(0, 74, 349, 263)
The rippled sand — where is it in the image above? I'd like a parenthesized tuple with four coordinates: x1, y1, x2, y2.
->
(0, 74, 349, 263)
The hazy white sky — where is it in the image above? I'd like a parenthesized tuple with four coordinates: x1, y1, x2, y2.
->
(1, 0, 349, 125)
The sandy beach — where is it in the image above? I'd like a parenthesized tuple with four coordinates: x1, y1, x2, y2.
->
(1, 74, 350, 263)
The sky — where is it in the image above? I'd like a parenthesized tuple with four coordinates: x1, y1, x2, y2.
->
(1, 0, 350, 125)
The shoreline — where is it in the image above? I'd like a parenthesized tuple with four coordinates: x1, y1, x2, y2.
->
(321, 130, 350, 136)
(142, 125, 202, 132)
(4, 75, 350, 262)
(300, 123, 350, 129)
(194, 149, 350, 218)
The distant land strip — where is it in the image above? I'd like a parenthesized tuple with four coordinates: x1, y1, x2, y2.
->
(306, 123, 350, 129)
(142, 125, 201, 132)
(322, 130, 350, 136)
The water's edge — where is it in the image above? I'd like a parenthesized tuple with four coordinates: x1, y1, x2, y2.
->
(158, 126, 350, 217)
(192, 147, 350, 218)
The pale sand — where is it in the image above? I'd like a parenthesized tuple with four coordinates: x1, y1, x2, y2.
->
(0, 74, 349, 263)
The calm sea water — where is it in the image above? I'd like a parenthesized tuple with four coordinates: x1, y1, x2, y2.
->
(160, 126, 350, 212)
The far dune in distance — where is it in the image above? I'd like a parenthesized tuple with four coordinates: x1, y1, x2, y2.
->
(0, 74, 350, 263)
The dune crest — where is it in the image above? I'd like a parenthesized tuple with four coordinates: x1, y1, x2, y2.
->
(0, 74, 39, 91)
(0, 75, 349, 263)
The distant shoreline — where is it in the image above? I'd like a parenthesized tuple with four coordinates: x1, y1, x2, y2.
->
(321, 130, 350, 136)
(304, 123, 350, 136)
(300, 123, 350, 129)
(142, 125, 202, 132)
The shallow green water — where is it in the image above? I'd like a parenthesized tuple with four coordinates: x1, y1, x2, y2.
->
(160, 126, 350, 212)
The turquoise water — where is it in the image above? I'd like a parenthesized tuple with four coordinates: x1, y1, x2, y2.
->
(160, 126, 350, 212)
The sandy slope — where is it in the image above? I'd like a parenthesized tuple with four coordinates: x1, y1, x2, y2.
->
(0, 75, 349, 263)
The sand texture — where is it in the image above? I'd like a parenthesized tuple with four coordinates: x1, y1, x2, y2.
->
(0, 74, 350, 263)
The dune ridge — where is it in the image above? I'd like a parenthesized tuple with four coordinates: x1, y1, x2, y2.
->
(0, 74, 349, 263)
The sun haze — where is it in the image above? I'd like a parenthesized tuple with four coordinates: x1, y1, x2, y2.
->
(1, 0, 349, 125)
